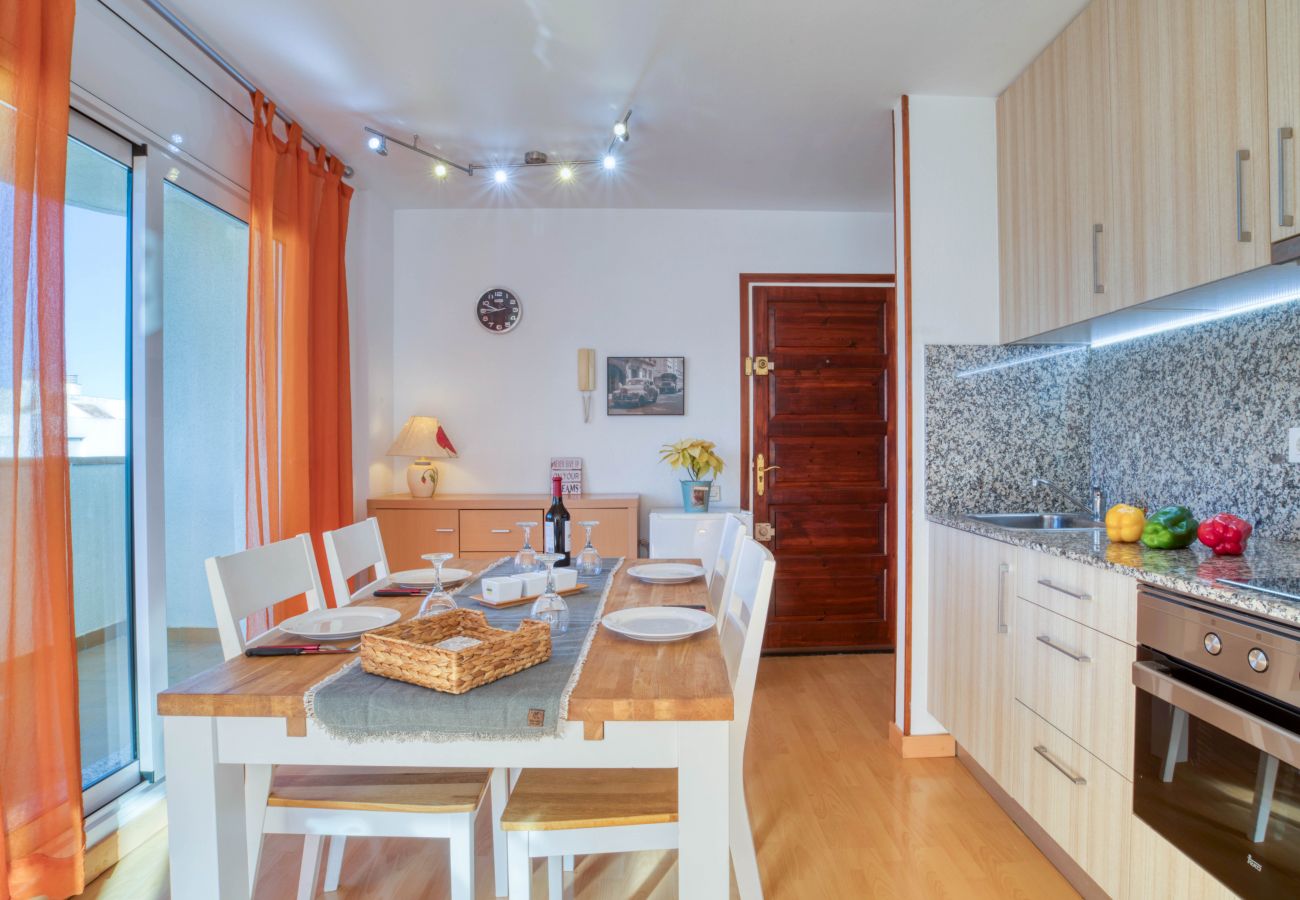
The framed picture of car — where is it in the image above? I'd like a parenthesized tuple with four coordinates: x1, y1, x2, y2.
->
(606, 356, 685, 416)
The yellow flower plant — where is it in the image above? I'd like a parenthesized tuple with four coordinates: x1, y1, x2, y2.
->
(659, 438, 725, 482)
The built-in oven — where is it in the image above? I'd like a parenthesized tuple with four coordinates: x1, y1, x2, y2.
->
(1133, 585, 1300, 898)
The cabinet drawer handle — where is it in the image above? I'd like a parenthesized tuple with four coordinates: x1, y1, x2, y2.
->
(1034, 745, 1087, 785)
(1037, 634, 1091, 663)
(435, 528, 455, 533)
(1280, 127, 1294, 227)
(1236, 148, 1252, 242)
(997, 562, 1009, 635)
(490, 528, 511, 534)
(1036, 578, 1091, 601)
(1091, 223, 1104, 294)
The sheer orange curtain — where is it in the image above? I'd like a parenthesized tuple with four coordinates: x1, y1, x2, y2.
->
(0, 1, 85, 898)
(246, 92, 354, 629)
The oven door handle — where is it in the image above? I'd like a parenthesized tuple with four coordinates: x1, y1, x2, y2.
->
(1132, 660, 1300, 770)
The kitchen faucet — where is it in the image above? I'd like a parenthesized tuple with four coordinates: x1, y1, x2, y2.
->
(1032, 477, 1104, 521)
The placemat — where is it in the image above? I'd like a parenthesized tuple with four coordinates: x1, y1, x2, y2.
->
(304, 557, 623, 742)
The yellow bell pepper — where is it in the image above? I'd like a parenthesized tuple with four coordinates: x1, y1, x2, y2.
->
(1105, 504, 1146, 543)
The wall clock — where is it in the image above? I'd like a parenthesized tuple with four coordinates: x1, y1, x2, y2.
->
(476, 287, 522, 333)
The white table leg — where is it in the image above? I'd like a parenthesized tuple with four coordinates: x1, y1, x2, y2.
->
(164, 716, 250, 900)
(508, 832, 533, 900)
(243, 763, 272, 894)
(677, 721, 730, 900)
(490, 767, 510, 896)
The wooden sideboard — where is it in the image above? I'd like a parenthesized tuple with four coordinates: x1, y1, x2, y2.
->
(366, 493, 640, 570)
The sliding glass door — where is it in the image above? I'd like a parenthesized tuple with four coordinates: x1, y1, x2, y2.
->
(63, 134, 137, 807)
(62, 111, 251, 814)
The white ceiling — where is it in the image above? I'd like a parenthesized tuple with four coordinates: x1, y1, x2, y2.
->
(146, 0, 1087, 211)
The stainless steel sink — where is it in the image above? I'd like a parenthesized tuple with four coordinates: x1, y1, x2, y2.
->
(965, 512, 1105, 531)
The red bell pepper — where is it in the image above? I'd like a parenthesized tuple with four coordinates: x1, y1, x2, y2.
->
(1196, 513, 1253, 556)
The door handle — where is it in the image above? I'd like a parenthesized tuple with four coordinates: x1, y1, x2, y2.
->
(1280, 127, 1294, 228)
(1091, 224, 1104, 294)
(755, 453, 781, 497)
(1237, 148, 1252, 242)
(997, 562, 1009, 634)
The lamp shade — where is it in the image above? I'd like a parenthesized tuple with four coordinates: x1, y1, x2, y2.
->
(387, 416, 458, 459)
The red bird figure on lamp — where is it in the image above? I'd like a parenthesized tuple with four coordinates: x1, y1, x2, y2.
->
(436, 424, 458, 458)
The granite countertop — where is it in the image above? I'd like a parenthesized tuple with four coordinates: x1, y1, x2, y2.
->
(928, 513, 1300, 627)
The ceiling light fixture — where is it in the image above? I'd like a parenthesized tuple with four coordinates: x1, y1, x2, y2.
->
(360, 110, 632, 182)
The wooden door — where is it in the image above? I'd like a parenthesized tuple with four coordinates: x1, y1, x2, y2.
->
(1268, 0, 1300, 243)
(1109, 0, 1271, 305)
(998, 0, 1116, 342)
(751, 285, 894, 651)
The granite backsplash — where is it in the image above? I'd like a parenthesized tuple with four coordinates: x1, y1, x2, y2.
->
(926, 301, 1300, 540)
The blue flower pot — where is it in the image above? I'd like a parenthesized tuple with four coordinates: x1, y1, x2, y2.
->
(681, 480, 712, 513)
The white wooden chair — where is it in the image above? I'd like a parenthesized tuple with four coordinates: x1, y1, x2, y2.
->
(206, 533, 508, 900)
(500, 537, 776, 899)
(322, 517, 390, 606)
(706, 512, 748, 631)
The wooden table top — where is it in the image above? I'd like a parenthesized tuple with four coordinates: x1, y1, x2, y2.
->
(156, 559, 733, 727)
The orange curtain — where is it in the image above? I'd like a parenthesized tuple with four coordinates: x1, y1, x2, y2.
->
(0, 1, 85, 898)
(246, 92, 354, 629)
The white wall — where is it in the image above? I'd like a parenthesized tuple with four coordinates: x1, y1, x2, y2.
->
(893, 96, 1001, 734)
(388, 208, 894, 536)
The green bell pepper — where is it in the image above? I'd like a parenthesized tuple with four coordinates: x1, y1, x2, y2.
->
(1140, 506, 1199, 549)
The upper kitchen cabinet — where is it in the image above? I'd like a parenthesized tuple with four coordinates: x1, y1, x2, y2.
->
(1108, 0, 1271, 305)
(1268, 0, 1300, 245)
(999, 0, 1116, 343)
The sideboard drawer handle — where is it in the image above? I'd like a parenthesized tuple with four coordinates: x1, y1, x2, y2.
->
(435, 528, 455, 533)
(490, 528, 511, 534)
(1036, 578, 1091, 602)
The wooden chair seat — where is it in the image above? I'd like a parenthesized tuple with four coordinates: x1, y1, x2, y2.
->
(268, 766, 491, 815)
(500, 768, 678, 832)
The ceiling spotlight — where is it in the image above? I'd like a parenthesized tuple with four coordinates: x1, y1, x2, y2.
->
(558, 166, 573, 181)
(367, 134, 388, 156)
(494, 168, 509, 184)
(433, 163, 448, 179)
(170, 133, 185, 146)
(165, 167, 180, 182)
(602, 154, 617, 171)
(613, 121, 627, 140)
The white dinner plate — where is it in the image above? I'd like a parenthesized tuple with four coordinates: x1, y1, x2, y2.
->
(388, 568, 472, 587)
(626, 563, 706, 584)
(601, 607, 716, 642)
(278, 607, 400, 641)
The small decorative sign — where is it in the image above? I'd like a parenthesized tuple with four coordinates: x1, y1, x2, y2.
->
(550, 457, 583, 495)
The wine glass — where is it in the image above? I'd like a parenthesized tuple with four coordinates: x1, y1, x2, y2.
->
(530, 552, 570, 634)
(575, 520, 602, 577)
(514, 521, 540, 572)
(417, 552, 458, 616)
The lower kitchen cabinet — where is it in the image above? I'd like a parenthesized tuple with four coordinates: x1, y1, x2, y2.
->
(928, 524, 1017, 786)
(1014, 701, 1131, 898)
(1123, 817, 1238, 900)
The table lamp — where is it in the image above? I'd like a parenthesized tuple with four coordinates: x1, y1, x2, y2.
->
(388, 416, 458, 498)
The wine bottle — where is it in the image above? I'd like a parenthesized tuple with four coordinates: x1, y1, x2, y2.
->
(544, 475, 572, 566)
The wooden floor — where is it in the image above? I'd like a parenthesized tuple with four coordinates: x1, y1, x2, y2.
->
(80, 654, 1076, 898)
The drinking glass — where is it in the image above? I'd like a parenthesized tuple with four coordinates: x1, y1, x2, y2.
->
(530, 552, 570, 634)
(417, 552, 458, 616)
(575, 520, 602, 577)
(514, 521, 540, 572)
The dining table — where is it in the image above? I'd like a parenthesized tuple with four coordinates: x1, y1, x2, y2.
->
(156, 557, 734, 899)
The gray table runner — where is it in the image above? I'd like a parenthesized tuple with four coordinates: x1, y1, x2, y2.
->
(305, 557, 623, 742)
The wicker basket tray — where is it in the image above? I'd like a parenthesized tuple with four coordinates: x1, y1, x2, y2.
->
(360, 609, 551, 694)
